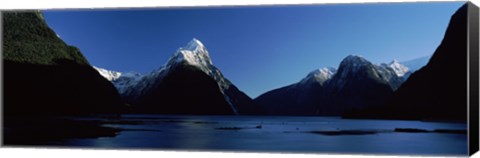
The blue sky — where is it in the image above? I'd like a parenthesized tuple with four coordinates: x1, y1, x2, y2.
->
(43, 2, 464, 98)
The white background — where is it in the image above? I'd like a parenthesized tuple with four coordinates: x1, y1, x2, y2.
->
(0, 0, 478, 157)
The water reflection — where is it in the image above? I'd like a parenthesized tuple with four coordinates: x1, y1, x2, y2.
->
(66, 115, 467, 155)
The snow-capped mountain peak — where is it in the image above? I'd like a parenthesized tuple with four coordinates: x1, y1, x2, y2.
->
(315, 67, 337, 80)
(383, 59, 410, 77)
(184, 38, 206, 52)
(309, 67, 336, 82)
(330, 55, 411, 91)
(93, 66, 145, 94)
(165, 38, 230, 89)
(127, 38, 225, 98)
(109, 38, 238, 114)
(171, 38, 213, 67)
(93, 66, 122, 81)
(299, 67, 337, 86)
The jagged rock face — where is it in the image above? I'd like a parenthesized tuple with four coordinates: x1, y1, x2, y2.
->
(3, 11, 123, 117)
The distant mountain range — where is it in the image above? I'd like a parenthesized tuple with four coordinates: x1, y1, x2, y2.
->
(4, 2, 469, 121)
(253, 54, 424, 116)
(96, 44, 430, 116)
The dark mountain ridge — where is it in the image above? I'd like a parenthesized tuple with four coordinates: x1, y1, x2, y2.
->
(3, 11, 123, 118)
(344, 3, 469, 121)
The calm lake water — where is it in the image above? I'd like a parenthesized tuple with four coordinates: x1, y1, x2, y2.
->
(55, 115, 467, 156)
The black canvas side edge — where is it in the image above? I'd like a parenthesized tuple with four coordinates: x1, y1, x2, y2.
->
(0, 11, 4, 147)
(468, 1, 479, 156)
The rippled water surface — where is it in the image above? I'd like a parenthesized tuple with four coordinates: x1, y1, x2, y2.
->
(60, 115, 467, 156)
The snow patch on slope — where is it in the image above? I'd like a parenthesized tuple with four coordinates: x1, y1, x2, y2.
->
(93, 66, 144, 94)
(172, 38, 213, 67)
(113, 71, 144, 94)
(300, 67, 337, 86)
(383, 59, 409, 77)
(93, 66, 122, 81)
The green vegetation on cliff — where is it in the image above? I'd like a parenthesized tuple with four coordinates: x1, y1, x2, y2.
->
(3, 11, 89, 65)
